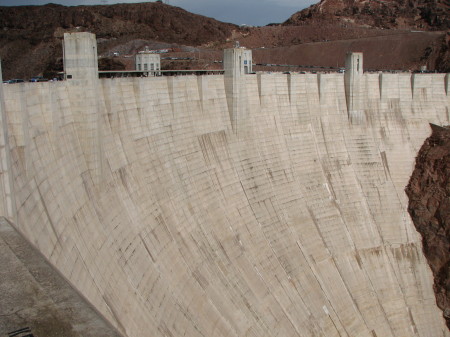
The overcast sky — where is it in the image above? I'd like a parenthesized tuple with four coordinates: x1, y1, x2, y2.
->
(0, 0, 316, 26)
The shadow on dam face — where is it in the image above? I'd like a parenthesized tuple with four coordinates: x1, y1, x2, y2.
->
(0, 69, 449, 337)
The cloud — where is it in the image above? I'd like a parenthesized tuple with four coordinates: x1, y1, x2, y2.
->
(0, 0, 316, 26)
(269, 0, 313, 7)
(170, 0, 310, 25)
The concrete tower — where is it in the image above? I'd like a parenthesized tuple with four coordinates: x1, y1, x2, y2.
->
(63, 32, 99, 81)
(62, 32, 104, 185)
(0, 60, 16, 222)
(224, 47, 252, 76)
(224, 47, 252, 131)
(344, 52, 364, 123)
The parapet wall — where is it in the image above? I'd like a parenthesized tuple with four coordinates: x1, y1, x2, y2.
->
(0, 72, 449, 337)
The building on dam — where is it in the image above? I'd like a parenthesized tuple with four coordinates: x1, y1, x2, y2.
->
(135, 46, 161, 76)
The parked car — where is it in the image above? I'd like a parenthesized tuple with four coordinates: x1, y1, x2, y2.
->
(30, 76, 48, 82)
(6, 79, 25, 84)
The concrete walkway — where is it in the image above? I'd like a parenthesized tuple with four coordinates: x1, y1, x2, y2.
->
(0, 217, 121, 337)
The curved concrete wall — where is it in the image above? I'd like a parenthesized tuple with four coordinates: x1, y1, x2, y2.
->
(0, 72, 449, 337)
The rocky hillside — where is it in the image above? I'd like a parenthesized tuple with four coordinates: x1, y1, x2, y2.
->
(406, 124, 450, 329)
(0, 2, 236, 80)
(284, 0, 449, 30)
(0, 2, 235, 43)
(0, 1, 449, 80)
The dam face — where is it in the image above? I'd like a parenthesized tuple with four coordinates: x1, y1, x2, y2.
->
(1, 41, 449, 336)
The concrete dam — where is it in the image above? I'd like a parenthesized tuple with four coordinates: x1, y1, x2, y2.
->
(0, 33, 449, 337)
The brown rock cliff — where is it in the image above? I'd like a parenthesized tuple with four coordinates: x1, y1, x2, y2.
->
(406, 124, 450, 329)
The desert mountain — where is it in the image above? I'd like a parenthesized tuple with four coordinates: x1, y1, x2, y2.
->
(0, 2, 236, 79)
(0, 1, 448, 80)
(285, 0, 449, 30)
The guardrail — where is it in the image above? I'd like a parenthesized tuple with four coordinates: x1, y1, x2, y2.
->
(98, 69, 224, 78)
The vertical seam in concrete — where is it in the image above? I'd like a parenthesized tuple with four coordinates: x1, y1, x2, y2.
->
(19, 84, 30, 177)
(0, 60, 17, 222)
(445, 73, 449, 96)
(95, 78, 104, 186)
(287, 74, 292, 104)
(296, 241, 348, 337)
(167, 76, 175, 118)
(257, 73, 262, 101)
(379, 73, 383, 101)
(197, 75, 204, 104)
(317, 74, 322, 102)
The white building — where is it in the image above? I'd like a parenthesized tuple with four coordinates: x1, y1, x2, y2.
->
(135, 47, 161, 75)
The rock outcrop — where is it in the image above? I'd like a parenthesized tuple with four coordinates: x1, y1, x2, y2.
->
(284, 0, 449, 30)
(406, 124, 450, 329)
